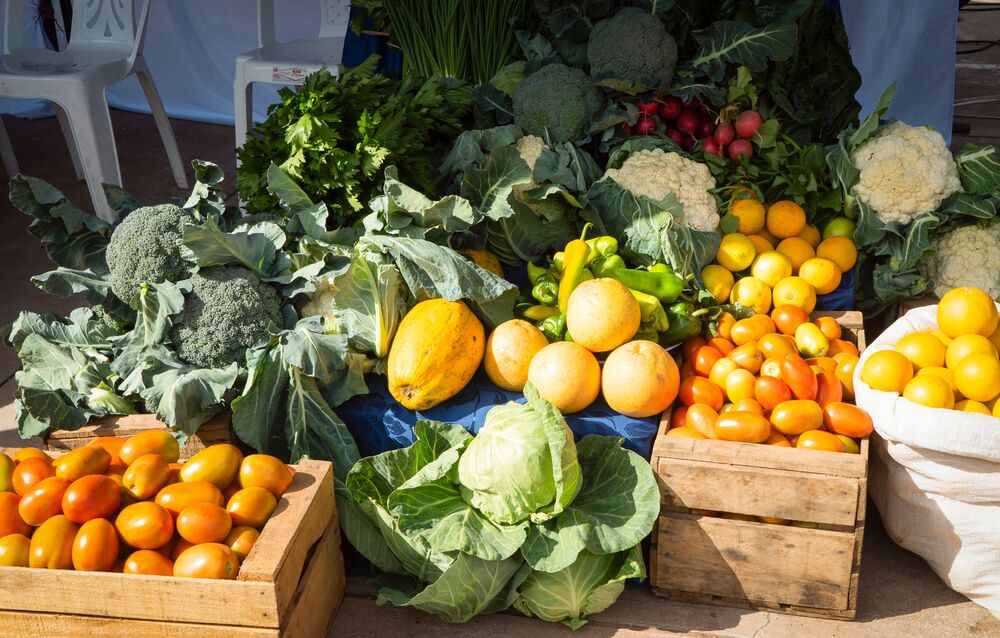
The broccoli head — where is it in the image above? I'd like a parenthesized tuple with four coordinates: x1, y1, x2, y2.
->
(170, 266, 282, 369)
(105, 204, 190, 308)
(588, 8, 677, 94)
(513, 63, 604, 144)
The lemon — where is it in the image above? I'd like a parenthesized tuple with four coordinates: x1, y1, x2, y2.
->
(701, 265, 735, 303)
(938, 287, 1000, 338)
(747, 234, 774, 254)
(994, 399, 1000, 418)
(861, 350, 914, 393)
(766, 200, 807, 238)
(776, 237, 815, 272)
(798, 224, 821, 248)
(953, 353, 1000, 402)
(918, 366, 955, 391)
(822, 217, 856, 239)
(990, 324, 1000, 352)
(896, 332, 947, 370)
(945, 334, 997, 371)
(956, 399, 992, 415)
(798, 258, 842, 295)
(730, 277, 772, 314)
(931, 330, 953, 348)
(730, 198, 766, 234)
(772, 276, 817, 313)
(816, 236, 858, 272)
(716, 233, 757, 272)
(903, 375, 956, 409)
(750, 251, 793, 288)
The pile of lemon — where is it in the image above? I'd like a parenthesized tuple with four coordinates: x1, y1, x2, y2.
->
(702, 197, 858, 315)
(861, 287, 1000, 415)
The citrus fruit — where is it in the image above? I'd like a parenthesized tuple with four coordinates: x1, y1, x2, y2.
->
(730, 198, 766, 234)
(902, 375, 956, 409)
(775, 237, 815, 272)
(798, 258, 842, 295)
(772, 277, 817, 313)
(766, 200, 806, 238)
(566, 278, 640, 352)
(483, 320, 549, 391)
(861, 350, 914, 393)
(816, 236, 858, 272)
(931, 330, 953, 347)
(729, 277, 772, 314)
(747, 234, 774, 254)
(527, 342, 601, 414)
(895, 332, 947, 370)
(938, 287, 999, 338)
(945, 334, 997, 371)
(701, 265, 735, 302)
(953, 353, 1000, 402)
(917, 367, 956, 393)
(956, 399, 992, 415)
(716, 233, 757, 272)
(750, 251, 793, 288)
(798, 224, 821, 248)
(823, 217, 856, 239)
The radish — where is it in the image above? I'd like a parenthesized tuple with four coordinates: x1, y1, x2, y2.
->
(713, 121, 735, 146)
(621, 122, 633, 136)
(666, 128, 687, 147)
(697, 120, 713, 139)
(659, 96, 683, 120)
(734, 111, 763, 139)
(637, 100, 659, 116)
(676, 110, 700, 135)
(635, 116, 657, 135)
(702, 138, 723, 157)
(728, 139, 753, 160)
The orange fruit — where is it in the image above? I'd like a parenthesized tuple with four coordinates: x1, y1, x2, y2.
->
(798, 258, 842, 295)
(766, 201, 807, 238)
(772, 277, 816, 313)
(730, 198, 766, 234)
(953, 353, 1000, 402)
(798, 224, 821, 248)
(816, 236, 858, 272)
(861, 350, 914, 393)
(776, 237, 815, 271)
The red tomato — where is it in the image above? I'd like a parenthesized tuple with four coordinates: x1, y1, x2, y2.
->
(823, 402, 874, 438)
(729, 342, 764, 374)
(681, 336, 707, 362)
(814, 368, 843, 408)
(18, 477, 71, 526)
(11, 457, 54, 497)
(0, 492, 31, 537)
(781, 354, 818, 400)
(62, 474, 121, 524)
(678, 377, 725, 411)
(771, 305, 808, 335)
(669, 405, 689, 429)
(123, 549, 175, 576)
(828, 339, 860, 358)
(765, 431, 792, 447)
(731, 315, 776, 346)
(755, 376, 793, 411)
(72, 518, 119, 572)
(693, 346, 724, 377)
(816, 316, 842, 340)
(707, 337, 735, 356)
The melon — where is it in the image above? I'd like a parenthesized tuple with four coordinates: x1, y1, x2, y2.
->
(566, 278, 640, 352)
(484, 320, 549, 391)
(527, 341, 601, 414)
(602, 340, 679, 417)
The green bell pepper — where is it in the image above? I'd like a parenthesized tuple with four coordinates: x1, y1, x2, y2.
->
(630, 289, 669, 332)
(531, 275, 558, 306)
(539, 313, 566, 342)
(527, 262, 549, 285)
(634, 322, 660, 342)
(552, 252, 565, 275)
(592, 259, 684, 303)
(585, 235, 618, 263)
(660, 301, 702, 346)
(648, 263, 670, 273)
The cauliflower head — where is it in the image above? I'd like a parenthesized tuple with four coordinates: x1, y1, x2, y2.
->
(923, 223, 1000, 299)
(588, 7, 677, 93)
(852, 121, 961, 224)
(605, 149, 719, 231)
(513, 64, 603, 144)
(106, 204, 190, 308)
(170, 266, 282, 369)
(516, 135, 547, 173)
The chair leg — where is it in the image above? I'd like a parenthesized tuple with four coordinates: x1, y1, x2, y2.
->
(58, 88, 122, 223)
(0, 116, 19, 178)
(233, 70, 253, 161)
(55, 106, 84, 180)
(134, 59, 188, 190)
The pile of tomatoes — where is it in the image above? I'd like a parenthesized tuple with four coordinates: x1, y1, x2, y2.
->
(0, 433, 294, 579)
(666, 307, 874, 453)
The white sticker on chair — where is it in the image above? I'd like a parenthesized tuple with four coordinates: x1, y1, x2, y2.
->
(273, 66, 307, 83)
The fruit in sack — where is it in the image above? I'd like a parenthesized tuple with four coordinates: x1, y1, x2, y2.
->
(484, 320, 549, 391)
(937, 287, 999, 338)
(902, 375, 955, 409)
(945, 335, 996, 371)
(952, 353, 1000, 402)
(861, 350, 913, 393)
(388, 299, 485, 410)
(601, 340, 679, 418)
(527, 342, 601, 414)
(565, 279, 640, 352)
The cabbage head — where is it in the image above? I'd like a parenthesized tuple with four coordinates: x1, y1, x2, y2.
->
(457, 384, 581, 525)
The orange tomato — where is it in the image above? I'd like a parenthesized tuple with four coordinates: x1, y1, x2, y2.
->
(71, 518, 119, 572)
(669, 405, 689, 429)
(665, 426, 707, 440)
(782, 354, 818, 400)
(693, 345, 724, 377)
(155, 481, 225, 517)
(0, 533, 30, 567)
(685, 404, 719, 439)
(123, 453, 171, 500)
(180, 445, 244, 489)
(765, 431, 792, 447)
(177, 503, 233, 544)
(120, 430, 180, 465)
(730, 398, 765, 416)
(87, 437, 127, 473)
(716, 313, 736, 340)
(12, 448, 50, 464)
(173, 543, 239, 580)
(166, 462, 184, 486)
(679, 357, 696, 380)
(816, 316, 842, 340)
(807, 357, 837, 374)
(835, 355, 859, 400)
(729, 342, 764, 374)
(0, 492, 31, 537)
(18, 476, 71, 526)
(678, 377, 725, 411)
(759, 357, 783, 379)
(170, 538, 195, 561)
(708, 337, 735, 355)
(725, 369, 757, 402)
(708, 357, 740, 388)
(53, 445, 111, 481)
(837, 435, 862, 454)
(731, 315, 776, 346)
(815, 368, 843, 408)
(29, 515, 78, 569)
(12, 457, 55, 497)
(123, 549, 174, 576)
(796, 430, 846, 453)
(681, 336, 707, 363)
(222, 483, 242, 502)
(823, 402, 874, 438)
(828, 339, 859, 358)
(225, 526, 260, 562)
(62, 474, 121, 524)
(116, 502, 174, 550)
(713, 412, 772, 443)
(227, 487, 278, 529)
(769, 400, 824, 435)
(771, 305, 809, 335)
(758, 333, 796, 360)
(755, 376, 793, 410)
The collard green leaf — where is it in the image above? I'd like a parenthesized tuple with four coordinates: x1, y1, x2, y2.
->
(440, 126, 524, 177)
(30, 268, 113, 301)
(151, 364, 239, 436)
(938, 192, 998, 221)
(9, 308, 119, 352)
(690, 20, 795, 76)
(184, 160, 238, 227)
(231, 340, 289, 453)
(127, 280, 187, 350)
(848, 84, 895, 150)
(279, 316, 348, 385)
(486, 201, 574, 265)
(533, 143, 602, 193)
(338, 492, 407, 576)
(286, 368, 361, 483)
(14, 388, 91, 438)
(955, 144, 1000, 195)
(459, 145, 534, 222)
(182, 219, 284, 278)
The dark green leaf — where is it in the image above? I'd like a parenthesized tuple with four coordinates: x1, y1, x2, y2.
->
(955, 144, 1000, 195)
(231, 340, 289, 452)
(690, 21, 796, 75)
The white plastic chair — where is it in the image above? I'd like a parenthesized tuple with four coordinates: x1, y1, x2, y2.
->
(0, 0, 187, 221)
(234, 0, 352, 153)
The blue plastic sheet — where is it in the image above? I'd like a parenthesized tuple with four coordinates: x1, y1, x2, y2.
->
(815, 265, 857, 311)
(338, 373, 661, 460)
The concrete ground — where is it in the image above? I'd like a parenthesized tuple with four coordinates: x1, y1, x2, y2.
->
(3, 13, 1000, 632)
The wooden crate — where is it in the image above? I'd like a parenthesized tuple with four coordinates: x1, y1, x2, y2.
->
(0, 453, 345, 637)
(44, 412, 236, 460)
(650, 311, 868, 620)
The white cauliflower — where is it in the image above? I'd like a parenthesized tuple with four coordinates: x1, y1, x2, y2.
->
(852, 121, 961, 224)
(516, 134, 546, 172)
(605, 149, 719, 231)
(923, 223, 1000, 298)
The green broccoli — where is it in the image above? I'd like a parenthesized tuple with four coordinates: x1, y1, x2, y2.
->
(587, 7, 677, 94)
(513, 63, 604, 144)
(90, 297, 135, 334)
(105, 204, 190, 308)
(170, 266, 282, 369)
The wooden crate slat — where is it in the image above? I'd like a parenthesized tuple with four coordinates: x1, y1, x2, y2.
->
(657, 458, 860, 526)
(656, 514, 855, 611)
(0, 611, 278, 638)
(280, 524, 346, 638)
(651, 436, 868, 478)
